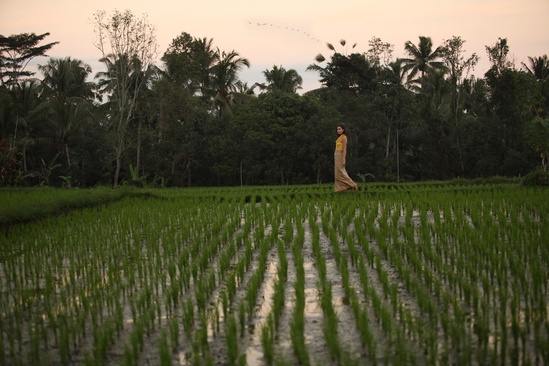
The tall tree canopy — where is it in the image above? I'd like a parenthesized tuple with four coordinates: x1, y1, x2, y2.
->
(0, 22, 546, 188)
(0, 32, 59, 87)
(307, 40, 376, 93)
(38, 57, 95, 172)
(92, 9, 158, 186)
(258, 65, 303, 93)
(402, 36, 446, 86)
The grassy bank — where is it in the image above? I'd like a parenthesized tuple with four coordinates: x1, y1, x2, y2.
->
(0, 186, 158, 227)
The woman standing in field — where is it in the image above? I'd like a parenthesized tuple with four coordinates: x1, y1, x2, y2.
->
(334, 124, 359, 192)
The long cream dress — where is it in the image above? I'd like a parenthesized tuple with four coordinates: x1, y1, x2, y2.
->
(334, 134, 358, 192)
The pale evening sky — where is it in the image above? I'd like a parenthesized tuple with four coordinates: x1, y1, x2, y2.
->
(2, 0, 548, 93)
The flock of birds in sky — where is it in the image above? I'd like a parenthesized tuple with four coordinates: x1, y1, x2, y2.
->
(248, 21, 323, 43)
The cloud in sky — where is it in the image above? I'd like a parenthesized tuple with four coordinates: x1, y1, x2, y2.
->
(2, 0, 548, 92)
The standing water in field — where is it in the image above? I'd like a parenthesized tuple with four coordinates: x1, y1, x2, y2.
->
(1, 184, 547, 365)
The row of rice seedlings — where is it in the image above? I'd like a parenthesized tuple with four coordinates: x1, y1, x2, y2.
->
(339, 195, 425, 364)
(0, 193, 244, 359)
(374, 207, 430, 352)
(168, 196, 260, 363)
(179, 202, 256, 363)
(472, 195, 527, 361)
(444, 189, 547, 364)
(184, 195, 282, 364)
(2, 202, 143, 364)
(2, 184, 547, 364)
(181, 199, 268, 364)
(273, 229, 289, 328)
(1, 192, 227, 359)
(107, 197, 237, 364)
(288, 216, 310, 365)
(413, 204, 467, 313)
(425, 194, 487, 358)
(483, 190, 546, 363)
(225, 312, 245, 366)
(358, 193, 483, 362)
(153, 199, 240, 362)
(243, 210, 280, 320)
(260, 314, 275, 365)
(348, 202, 391, 359)
(260, 221, 290, 365)
(217, 204, 266, 318)
(336, 225, 379, 362)
(398, 203, 474, 362)
(398, 193, 500, 363)
(321, 198, 375, 358)
(387, 187, 548, 364)
(238, 198, 289, 363)
(307, 210, 359, 366)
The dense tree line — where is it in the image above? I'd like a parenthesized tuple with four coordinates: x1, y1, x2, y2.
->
(1, 11, 548, 187)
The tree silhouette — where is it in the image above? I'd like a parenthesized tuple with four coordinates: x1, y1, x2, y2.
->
(0, 32, 58, 87)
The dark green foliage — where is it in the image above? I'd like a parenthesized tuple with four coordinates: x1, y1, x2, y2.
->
(1, 30, 548, 187)
(0, 32, 59, 87)
(522, 168, 549, 186)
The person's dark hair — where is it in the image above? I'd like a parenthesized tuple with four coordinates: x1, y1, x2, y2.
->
(337, 124, 346, 134)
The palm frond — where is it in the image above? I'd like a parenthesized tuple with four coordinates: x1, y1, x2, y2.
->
(314, 54, 326, 63)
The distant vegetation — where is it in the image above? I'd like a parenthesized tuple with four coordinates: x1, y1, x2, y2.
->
(1, 12, 548, 188)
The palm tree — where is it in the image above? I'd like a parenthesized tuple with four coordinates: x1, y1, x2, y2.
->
(384, 59, 407, 86)
(208, 49, 250, 116)
(94, 53, 121, 99)
(418, 68, 452, 113)
(96, 54, 158, 178)
(162, 34, 250, 117)
(161, 33, 217, 96)
(258, 65, 302, 93)
(401, 36, 446, 86)
(326, 39, 357, 56)
(4, 79, 42, 172)
(95, 53, 139, 186)
(192, 37, 217, 91)
(234, 81, 256, 95)
(231, 81, 257, 107)
(1, 84, 16, 142)
(38, 57, 94, 171)
(522, 55, 549, 117)
(522, 55, 549, 81)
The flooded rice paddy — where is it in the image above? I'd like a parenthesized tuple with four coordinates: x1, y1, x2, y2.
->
(0, 184, 548, 365)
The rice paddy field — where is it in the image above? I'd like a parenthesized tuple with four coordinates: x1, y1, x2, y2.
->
(0, 182, 548, 365)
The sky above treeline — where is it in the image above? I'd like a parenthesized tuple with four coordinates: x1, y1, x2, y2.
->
(2, 0, 549, 92)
